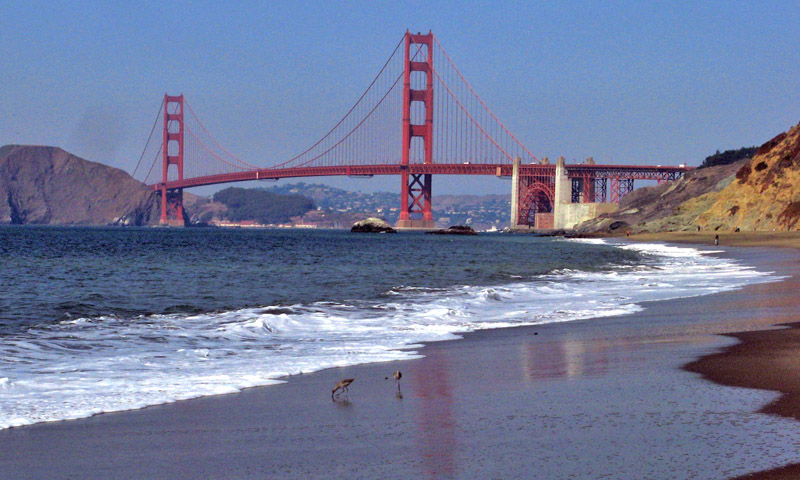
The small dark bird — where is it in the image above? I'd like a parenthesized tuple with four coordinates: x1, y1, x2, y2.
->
(332, 378, 354, 400)
(391, 370, 402, 393)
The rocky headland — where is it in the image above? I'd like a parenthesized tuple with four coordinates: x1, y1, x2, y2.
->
(0, 145, 159, 225)
(577, 122, 800, 234)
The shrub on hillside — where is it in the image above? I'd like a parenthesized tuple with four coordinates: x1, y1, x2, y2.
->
(699, 146, 758, 169)
(213, 187, 314, 224)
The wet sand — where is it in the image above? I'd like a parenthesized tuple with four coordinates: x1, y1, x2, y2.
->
(688, 321, 800, 480)
(2, 245, 800, 478)
(629, 230, 800, 249)
(637, 232, 800, 480)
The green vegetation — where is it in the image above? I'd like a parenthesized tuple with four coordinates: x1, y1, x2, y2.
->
(213, 187, 314, 224)
(699, 146, 758, 169)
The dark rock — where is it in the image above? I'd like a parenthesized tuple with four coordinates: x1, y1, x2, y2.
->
(351, 217, 397, 233)
(608, 221, 628, 231)
(0, 145, 160, 225)
(756, 132, 787, 156)
(425, 225, 477, 235)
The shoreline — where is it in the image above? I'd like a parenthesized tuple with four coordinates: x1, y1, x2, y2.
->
(686, 323, 800, 480)
(1, 242, 800, 477)
(632, 232, 800, 479)
(0, 235, 768, 433)
(628, 230, 800, 249)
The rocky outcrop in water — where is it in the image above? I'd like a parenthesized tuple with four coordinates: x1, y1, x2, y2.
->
(350, 217, 396, 233)
(425, 225, 477, 235)
(0, 145, 160, 225)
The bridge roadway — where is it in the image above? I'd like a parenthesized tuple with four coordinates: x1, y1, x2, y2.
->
(149, 163, 690, 191)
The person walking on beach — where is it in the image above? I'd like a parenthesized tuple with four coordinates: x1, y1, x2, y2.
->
(714, 234, 719, 246)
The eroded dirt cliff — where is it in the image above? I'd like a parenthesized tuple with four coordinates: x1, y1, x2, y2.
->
(695, 124, 800, 231)
(577, 122, 800, 234)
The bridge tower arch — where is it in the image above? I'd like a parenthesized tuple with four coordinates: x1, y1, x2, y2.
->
(159, 94, 186, 226)
(397, 31, 435, 229)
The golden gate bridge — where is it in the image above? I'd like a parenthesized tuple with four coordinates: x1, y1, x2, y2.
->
(132, 31, 689, 228)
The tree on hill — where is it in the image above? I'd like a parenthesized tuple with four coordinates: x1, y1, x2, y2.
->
(699, 146, 758, 169)
(212, 187, 314, 224)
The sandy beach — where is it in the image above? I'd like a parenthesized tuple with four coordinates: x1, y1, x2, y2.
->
(688, 321, 800, 480)
(634, 233, 800, 479)
(679, 234, 800, 479)
(628, 231, 800, 249)
(2, 242, 800, 479)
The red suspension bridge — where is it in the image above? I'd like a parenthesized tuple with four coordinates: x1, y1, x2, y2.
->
(133, 31, 690, 228)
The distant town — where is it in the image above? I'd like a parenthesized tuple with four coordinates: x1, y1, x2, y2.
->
(186, 182, 511, 231)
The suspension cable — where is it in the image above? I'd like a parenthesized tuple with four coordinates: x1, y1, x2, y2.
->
(288, 74, 403, 169)
(184, 126, 254, 171)
(183, 100, 261, 170)
(433, 35, 539, 163)
(270, 35, 406, 169)
(132, 100, 164, 178)
(429, 66, 512, 162)
(143, 143, 163, 185)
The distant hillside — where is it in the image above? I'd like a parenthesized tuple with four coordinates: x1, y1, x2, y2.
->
(212, 187, 314, 225)
(183, 182, 511, 229)
(264, 182, 510, 229)
(265, 182, 397, 214)
(183, 192, 228, 224)
(576, 123, 800, 234)
(0, 145, 159, 225)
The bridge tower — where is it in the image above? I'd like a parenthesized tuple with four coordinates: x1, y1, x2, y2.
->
(397, 30, 435, 229)
(160, 94, 186, 226)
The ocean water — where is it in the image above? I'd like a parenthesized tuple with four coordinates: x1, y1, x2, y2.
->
(0, 226, 774, 429)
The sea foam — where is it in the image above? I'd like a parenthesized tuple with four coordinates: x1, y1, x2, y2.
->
(0, 240, 775, 429)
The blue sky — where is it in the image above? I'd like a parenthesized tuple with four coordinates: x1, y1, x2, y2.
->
(2, 1, 799, 195)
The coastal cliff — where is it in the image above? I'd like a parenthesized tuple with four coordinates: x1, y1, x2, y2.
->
(695, 124, 800, 231)
(577, 121, 800, 234)
(0, 145, 159, 225)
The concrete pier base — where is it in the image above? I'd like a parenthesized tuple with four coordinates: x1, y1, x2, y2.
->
(396, 219, 436, 230)
(161, 219, 186, 227)
(510, 156, 520, 229)
(553, 156, 618, 229)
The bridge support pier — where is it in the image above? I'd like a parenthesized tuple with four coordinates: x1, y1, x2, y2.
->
(159, 186, 185, 227)
(397, 172, 434, 229)
(510, 156, 520, 228)
(396, 30, 436, 230)
(513, 158, 555, 230)
(553, 157, 619, 229)
(159, 94, 186, 227)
